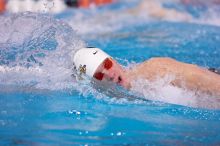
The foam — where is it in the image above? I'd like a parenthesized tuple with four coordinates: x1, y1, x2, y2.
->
(194, 8, 220, 27)
(6, 0, 66, 13)
(64, 0, 220, 36)
(0, 12, 85, 90)
(130, 75, 220, 109)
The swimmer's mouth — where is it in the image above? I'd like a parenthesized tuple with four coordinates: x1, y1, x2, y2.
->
(117, 76, 122, 84)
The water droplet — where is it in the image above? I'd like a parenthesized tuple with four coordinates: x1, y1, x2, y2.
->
(116, 132, 122, 136)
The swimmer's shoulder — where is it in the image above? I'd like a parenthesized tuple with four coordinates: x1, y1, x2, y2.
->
(130, 57, 201, 75)
(134, 57, 187, 75)
(143, 57, 177, 66)
(129, 57, 174, 73)
(144, 57, 199, 68)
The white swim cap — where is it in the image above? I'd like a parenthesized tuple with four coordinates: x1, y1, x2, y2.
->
(73, 47, 110, 77)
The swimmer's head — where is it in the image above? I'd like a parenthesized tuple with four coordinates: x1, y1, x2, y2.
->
(73, 47, 130, 88)
(73, 47, 110, 77)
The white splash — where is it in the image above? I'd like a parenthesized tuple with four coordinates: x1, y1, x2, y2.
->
(0, 12, 85, 90)
(6, 0, 66, 13)
(130, 75, 220, 109)
(64, 0, 220, 36)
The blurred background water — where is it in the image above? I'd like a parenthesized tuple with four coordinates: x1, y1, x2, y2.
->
(0, 0, 220, 145)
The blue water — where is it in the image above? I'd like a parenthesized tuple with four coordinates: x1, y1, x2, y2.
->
(1, 1, 220, 145)
(1, 90, 220, 145)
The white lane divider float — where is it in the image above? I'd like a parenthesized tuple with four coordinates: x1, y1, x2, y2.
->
(6, 0, 66, 14)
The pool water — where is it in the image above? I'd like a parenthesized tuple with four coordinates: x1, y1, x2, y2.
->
(1, 0, 220, 145)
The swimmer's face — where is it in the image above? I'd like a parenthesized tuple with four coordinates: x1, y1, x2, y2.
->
(93, 58, 129, 88)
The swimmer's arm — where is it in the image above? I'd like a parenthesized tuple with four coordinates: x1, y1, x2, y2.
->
(129, 57, 220, 96)
(181, 63, 220, 96)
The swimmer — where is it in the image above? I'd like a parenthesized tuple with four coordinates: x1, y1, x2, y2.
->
(128, 0, 192, 21)
(73, 47, 220, 97)
(84, 0, 193, 27)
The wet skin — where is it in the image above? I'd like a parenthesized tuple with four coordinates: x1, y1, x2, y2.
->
(94, 57, 220, 97)
(93, 58, 130, 88)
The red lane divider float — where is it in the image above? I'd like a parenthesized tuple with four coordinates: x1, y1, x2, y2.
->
(0, 0, 6, 13)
